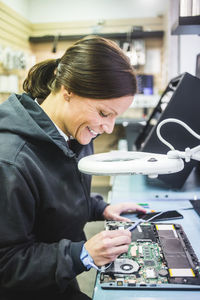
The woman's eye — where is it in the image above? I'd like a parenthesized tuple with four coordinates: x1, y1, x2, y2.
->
(100, 111, 109, 117)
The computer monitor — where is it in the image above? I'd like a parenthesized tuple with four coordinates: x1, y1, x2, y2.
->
(135, 74, 181, 151)
(136, 74, 154, 95)
(135, 72, 200, 189)
(196, 53, 200, 79)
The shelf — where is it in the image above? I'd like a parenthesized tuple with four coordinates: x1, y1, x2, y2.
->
(131, 94, 160, 108)
(171, 15, 200, 35)
(29, 31, 164, 43)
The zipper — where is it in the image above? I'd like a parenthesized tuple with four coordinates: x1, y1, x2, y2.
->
(73, 156, 90, 216)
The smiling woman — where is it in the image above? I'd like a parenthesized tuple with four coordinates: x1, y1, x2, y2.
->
(40, 92, 133, 145)
(0, 35, 145, 300)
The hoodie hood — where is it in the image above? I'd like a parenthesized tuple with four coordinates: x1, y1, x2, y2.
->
(0, 93, 74, 157)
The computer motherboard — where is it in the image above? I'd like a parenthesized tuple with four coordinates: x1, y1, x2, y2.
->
(99, 221, 200, 289)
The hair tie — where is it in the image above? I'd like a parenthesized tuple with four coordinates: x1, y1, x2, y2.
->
(55, 58, 61, 67)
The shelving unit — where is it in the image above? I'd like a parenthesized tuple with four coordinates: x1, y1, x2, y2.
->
(29, 30, 164, 43)
(171, 15, 200, 35)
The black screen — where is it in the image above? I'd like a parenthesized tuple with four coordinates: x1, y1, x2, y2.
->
(135, 72, 200, 189)
(196, 53, 200, 79)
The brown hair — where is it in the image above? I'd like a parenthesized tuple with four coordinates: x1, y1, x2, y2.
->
(23, 35, 137, 99)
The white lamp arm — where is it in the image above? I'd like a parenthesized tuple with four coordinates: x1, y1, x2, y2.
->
(167, 145, 200, 162)
(157, 118, 200, 162)
(190, 145, 200, 161)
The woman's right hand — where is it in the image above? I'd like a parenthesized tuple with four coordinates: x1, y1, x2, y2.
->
(84, 229, 131, 266)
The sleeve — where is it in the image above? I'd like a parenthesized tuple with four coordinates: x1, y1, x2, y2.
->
(88, 193, 109, 221)
(77, 140, 109, 221)
(0, 162, 86, 292)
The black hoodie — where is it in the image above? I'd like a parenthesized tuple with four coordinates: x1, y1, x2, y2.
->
(0, 93, 107, 296)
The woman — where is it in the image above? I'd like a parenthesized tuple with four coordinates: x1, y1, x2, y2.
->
(0, 36, 145, 299)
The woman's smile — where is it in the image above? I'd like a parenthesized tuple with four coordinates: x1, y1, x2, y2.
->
(87, 126, 98, 137)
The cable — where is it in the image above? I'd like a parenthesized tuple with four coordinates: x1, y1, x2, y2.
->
(156, 118, 200, 150)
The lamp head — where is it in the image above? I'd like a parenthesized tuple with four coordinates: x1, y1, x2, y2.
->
(78, 150, 184, 177)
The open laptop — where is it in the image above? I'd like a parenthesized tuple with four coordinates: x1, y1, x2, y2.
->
(99, 220, 200, 290)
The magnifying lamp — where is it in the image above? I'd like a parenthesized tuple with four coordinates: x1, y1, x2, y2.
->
(78, 118, 200, 178)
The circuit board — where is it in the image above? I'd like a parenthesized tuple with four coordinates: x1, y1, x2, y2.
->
(99, 221, 200, 289)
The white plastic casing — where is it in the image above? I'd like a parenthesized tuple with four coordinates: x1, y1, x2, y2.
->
(78, 150, 184, 177)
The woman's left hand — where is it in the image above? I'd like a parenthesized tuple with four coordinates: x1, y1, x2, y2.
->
(103, 202, 146, 222)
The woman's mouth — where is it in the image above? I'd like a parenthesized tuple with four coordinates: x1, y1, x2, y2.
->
(87, 126, 98, 137)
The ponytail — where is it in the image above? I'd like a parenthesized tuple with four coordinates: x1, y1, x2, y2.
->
(23, 59, 59, 99)
(23, 36, 137, 100)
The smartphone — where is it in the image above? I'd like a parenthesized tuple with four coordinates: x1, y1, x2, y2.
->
(137, 210, 183, 221)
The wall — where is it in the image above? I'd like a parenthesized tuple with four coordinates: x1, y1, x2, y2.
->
(16, 0, 168, 23)
(0, 1, 33, 102)
(0, 1, 31, 50)
(29, 0, 167, 23)
(1, 0, 28, 19)
(168, 0, 200, 80)
(180, 35, 200, 76)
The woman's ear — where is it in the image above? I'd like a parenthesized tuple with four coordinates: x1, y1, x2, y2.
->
(61, 85, 72, 101)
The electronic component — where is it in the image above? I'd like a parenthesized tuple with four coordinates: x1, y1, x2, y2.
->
(112, 259, 140, 274)
(99, 221, 200, 290)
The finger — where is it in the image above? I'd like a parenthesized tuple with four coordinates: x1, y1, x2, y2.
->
(109, 235, 131, 247)
(107, 213, 132, 222)
(114, 215, 132, 222)
(105, 244, 130, 258)
(121, 202, 146, 213)
(102, 229, 131, 238)
(112, 204, 145, 215)
(134, 205, 147, 213)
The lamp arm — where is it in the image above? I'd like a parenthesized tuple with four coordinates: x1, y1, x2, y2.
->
(189, 145, 200, 161)
(167, 145, 200, 162)
(157, 118, 200, 162)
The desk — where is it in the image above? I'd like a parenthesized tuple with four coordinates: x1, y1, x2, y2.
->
(92, 170, 200, 300)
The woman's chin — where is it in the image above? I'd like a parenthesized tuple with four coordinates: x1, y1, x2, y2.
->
(77, 137, 92, 145)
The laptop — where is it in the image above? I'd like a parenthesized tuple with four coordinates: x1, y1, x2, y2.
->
(99, 220, 200, 290)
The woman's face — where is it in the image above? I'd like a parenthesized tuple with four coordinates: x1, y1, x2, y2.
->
(61, 92, 133, 145)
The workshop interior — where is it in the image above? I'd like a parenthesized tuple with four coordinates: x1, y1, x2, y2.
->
(0, 0, 200, 299)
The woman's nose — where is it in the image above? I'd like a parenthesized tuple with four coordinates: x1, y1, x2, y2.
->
(102, 118, 115, 134)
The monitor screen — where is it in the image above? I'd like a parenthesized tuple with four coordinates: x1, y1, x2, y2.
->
(136, 74, 154, 95)
(196, 53, 200, 79)
(135, 72, 200, 189)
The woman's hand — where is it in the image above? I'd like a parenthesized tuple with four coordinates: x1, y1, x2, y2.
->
(103, 202, 146, 222)
(84, 229, 131, 266)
